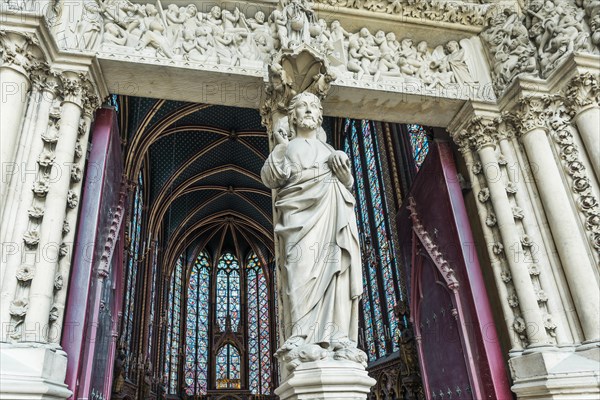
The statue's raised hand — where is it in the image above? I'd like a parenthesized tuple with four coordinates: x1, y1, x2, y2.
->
(274, 127, 289, 146)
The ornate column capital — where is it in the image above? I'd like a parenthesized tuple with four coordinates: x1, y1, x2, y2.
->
(512, 95, 555, 135)
(42, 70, 61, 95)
(564, 72, 600, 116)
(59, 72, 87, 107)
(494, 114, 517, 142)
(0, 30, 44, 78)
(59, 71, 102, 112)
(29, 61, 50, 90)
(82, 90, 102, 118)
(452, 115, 497, 152)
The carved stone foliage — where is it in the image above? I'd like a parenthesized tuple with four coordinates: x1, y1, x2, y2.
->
(0, 29, 44, 73)
(453, 116, 496, 152)
(512, 96, 554, 134)
(89, 0, 483, 92)
(564, 72, 600, 115)
(481, 8, 538, 93)
(313, 0, 488, 27)
(525, 0, 597, 76)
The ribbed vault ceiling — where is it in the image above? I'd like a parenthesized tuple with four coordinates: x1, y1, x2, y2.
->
(119, 96, 275, 270)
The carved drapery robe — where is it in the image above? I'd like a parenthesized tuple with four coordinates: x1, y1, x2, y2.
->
(261, 137, 362, 347)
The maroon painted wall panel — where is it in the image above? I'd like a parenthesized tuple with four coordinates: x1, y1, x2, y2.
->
(398, 141, 512, 400)
(62, 108, 124, 399)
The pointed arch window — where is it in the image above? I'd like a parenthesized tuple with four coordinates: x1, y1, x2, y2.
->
(161, 249, 277, 396)
(123, 171, 143, 374)
(216, 252, 240, 332)
(164, 255, 184, 394)
(216, 344, 241, 389)
(184, 251, 211, 396)
(246, 253, 272, 394)
(344, 119, 402, 361)
(408, 124, 430, 169)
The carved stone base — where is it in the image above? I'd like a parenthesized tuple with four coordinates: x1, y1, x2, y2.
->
(0, 343, 71, 399)
(510, 345, 600, 399)
(275, 360, 376, 400)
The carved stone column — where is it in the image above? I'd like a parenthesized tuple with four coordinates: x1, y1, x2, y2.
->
(0, 13, 105, 399)
(455, 139, 522, 351)
(456, 116, 551, 348)
(0, 32, 43, 228)
(514, 96, 600, 344)
(564, 73, 600, 181)
(494, 119, 573, 346)
(451, 101, 600, 399)
(22, 73, 85, 340)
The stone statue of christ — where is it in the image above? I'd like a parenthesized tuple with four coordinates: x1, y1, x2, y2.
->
(261, 92, 366, 371)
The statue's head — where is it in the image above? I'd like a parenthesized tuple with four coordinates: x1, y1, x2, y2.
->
(288, 92, 325, 141)
(445, 40, 459, 53)
(186, 4, 197, 16)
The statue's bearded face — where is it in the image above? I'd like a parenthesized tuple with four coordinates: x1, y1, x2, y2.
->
(293, 98, 321, 130)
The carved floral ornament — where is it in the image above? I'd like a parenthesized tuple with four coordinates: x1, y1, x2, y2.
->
(452, 116, 497, 152)
(1, 31, 102, 110)
(0, 30, 44, 72)
(547, 104, 600, 255)
(564, 72, 600, 114)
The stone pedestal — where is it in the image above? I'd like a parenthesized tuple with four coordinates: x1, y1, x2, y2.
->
(510, 346, 600, 400)
(275, 360, 376, 400)
(0, 343, 72, 399)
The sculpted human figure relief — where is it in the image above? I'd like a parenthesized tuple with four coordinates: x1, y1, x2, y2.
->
(526, 0, 596, 75)
(261, 92, 367, 371)
(91, 0, 481, 92)
(481, 9, 538, 93)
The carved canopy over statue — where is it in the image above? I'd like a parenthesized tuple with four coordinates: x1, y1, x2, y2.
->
(261, 92, 367, 371)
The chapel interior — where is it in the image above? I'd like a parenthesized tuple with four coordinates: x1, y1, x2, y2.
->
(107, 94, 446, 399)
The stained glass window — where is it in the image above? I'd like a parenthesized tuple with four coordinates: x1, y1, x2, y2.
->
(164, 255, 184, 394)
(344, 119, 402, 361)
(184, 252, 211, 396)
(216, 252, 240, 332)
(216, 344, 241, 389)
(247, 253, 272, 394)
(161, 248, 276, 395)
(123, 171, 143, 375)
(148, 243, 158, 359)
(408, 124, 429, 169)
